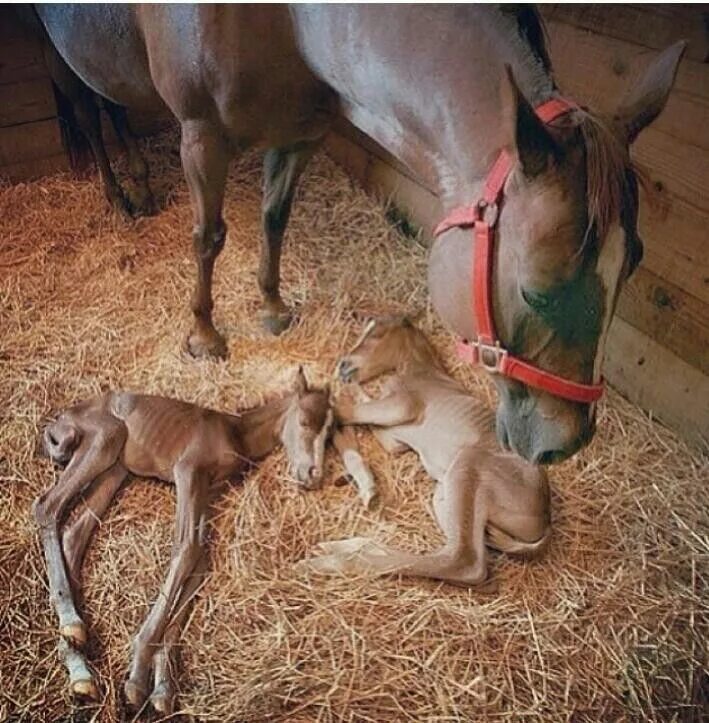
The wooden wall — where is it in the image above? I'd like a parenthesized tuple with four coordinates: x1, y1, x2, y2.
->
(325, 6, 709, 448)
(0, 11, 69, 180)
(0, 9, 169, 181)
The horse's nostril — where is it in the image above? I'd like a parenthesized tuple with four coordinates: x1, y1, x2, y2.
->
(48, 433, 58, 447)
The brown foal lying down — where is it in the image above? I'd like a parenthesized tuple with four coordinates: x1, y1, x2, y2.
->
(33, 367, 339, 714)
(301, 317, 551, 588)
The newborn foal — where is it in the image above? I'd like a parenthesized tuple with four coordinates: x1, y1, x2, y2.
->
(34, 367, 332, 713)
(303, 317, 551, 588)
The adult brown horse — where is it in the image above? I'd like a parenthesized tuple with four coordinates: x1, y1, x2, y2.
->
(34, 5, 684, 464)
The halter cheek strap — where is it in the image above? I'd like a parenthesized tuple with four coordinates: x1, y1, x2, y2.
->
(434, 97, 604, 405)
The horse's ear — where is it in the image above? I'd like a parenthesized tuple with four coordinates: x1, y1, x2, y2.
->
(294, 365, 308, 395)
(613, 40, 686, 144)
(501, 65, 559, 178)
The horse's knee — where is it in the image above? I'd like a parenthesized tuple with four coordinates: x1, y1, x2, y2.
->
(192, 222, 226, 261)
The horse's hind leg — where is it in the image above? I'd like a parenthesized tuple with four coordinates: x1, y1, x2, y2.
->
(259, 142, 318, 335)
(62, 462, 128, 586)
(181, 120, 231, 359)
(41, 41, 130, 217)
(104, 101, 157, 217)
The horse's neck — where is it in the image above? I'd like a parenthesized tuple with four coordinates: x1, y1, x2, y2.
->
(236, 395, 291, 460)
(292, 6, 554, 206)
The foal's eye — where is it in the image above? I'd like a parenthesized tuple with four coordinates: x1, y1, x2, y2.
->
(521, 289, 552, 311)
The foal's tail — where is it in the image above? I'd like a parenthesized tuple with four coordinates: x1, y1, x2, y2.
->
(486, 524, 551, 559)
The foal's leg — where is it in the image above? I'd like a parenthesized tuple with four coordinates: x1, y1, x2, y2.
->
(181, 120, 231, 359)
(149, 553, 210, 715)
(336, 390, 422, 428)
(33, 421, 126, 646)
(104, 101, 157, 217)
(302, 452, 494, 588)
(62, 462, 128, 586)
(125, 464, 210, 708)
(259, 142, 318, 334)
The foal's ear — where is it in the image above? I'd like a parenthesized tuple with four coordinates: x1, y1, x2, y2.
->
(501, 65, 559, 178)
(613, 40, 686, 144)
(294, 365, 308, 395)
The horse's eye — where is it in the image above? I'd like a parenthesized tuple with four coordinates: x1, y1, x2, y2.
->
(521, 289, 551, 310)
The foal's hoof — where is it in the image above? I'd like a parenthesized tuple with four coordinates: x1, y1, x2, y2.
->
(71, 678, 99, 700)
(184, 327, 227, 360)
(60, 622, 87, 648)
(124, 678, 150, 709)
(150, 684, 176, 715)
(261, 308, 293, 336)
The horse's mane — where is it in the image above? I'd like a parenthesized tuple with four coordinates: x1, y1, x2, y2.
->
(495, 7, 637, 248)
(573, 110, 637, 248)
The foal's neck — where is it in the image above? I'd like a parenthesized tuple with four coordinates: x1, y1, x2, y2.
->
(235, 394, 292, 460)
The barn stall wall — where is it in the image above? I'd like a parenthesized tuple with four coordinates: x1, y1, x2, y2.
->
(325, 6, 709, 448)
(0, 10, 168, 180)
(1, 7, 707, 447)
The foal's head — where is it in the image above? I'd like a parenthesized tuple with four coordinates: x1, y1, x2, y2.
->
(280, 367, 333, 488)
(337, 315, 438, 382)
(429, 42, 685, 464)
(44, 415, 82, 468)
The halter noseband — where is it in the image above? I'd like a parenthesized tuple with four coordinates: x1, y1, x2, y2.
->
(434, 98, 604, 405)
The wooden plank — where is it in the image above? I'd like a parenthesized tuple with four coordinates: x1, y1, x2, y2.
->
(603, 317, 709, 450)
(0, 153, 69, 181)
(0, 118, 64, 168)
(542, 5, 708, 63)
(637, 176, 708, 305)
(544, 19, 709, 152)
(617, 266, 709, 376)
(0, 35, 47, 85)
(0, 77, 56, 127)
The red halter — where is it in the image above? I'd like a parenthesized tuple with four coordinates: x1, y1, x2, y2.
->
(434, 98, 604, 405)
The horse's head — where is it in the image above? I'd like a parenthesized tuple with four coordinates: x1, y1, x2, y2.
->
(280, 366, 334, 488)
(429, 42, 685, 464)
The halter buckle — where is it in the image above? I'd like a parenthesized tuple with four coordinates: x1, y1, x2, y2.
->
(472, 337, 508, 374)
(475, 200, 499, 227)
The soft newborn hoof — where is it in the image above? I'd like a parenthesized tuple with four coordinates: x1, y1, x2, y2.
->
(60, 622, 87, 647)
(124, 678, 149, 709)
(71, 678, 99, 700)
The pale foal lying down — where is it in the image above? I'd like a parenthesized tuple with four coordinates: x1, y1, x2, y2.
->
(300, 316, 551, 589)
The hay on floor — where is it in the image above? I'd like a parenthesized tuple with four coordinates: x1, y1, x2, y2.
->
(0, 128, 706, 722)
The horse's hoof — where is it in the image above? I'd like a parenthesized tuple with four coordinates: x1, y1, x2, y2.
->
(150, 685, 175, 715)
(71, 678, 99, 700)
(261, 310, 292, 336)
(183, 328, 227, 360)
(127, 189, 158, 218)
(124, 678, 149, 709)
(60, 622, 87, 648)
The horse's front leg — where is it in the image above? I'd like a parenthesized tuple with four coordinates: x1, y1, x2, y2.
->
(124, 463, 210, 709)
(259, 142, 318, 335)
(181, 119, 231, 359)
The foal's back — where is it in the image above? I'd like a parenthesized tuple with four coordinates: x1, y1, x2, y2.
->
(111, 392, 241, 482)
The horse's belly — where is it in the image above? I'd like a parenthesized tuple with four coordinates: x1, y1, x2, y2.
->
(36, 5, 159, 108)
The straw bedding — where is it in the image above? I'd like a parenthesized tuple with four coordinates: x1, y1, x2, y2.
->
(0, 128, 706, 722)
